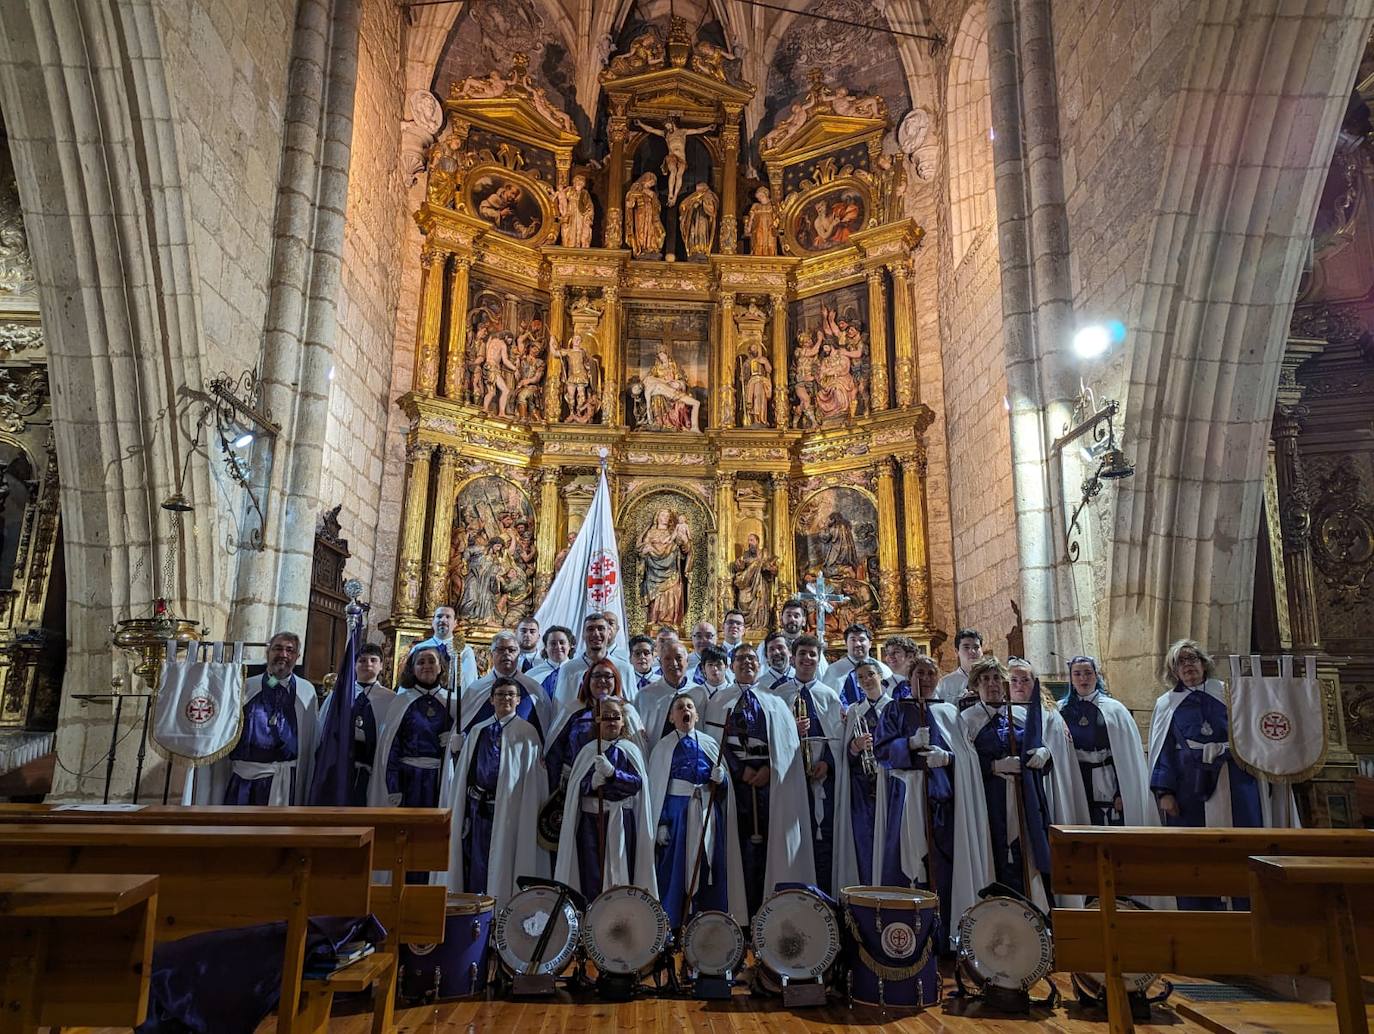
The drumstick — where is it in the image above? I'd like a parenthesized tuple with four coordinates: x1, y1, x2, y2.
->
(1005, 700, 1036, 905)
(595, 694, 607, 890)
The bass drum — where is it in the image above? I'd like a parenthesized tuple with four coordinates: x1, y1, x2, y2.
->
(956, 896, 1054, 993)
(1073, 899, 1170, 1003)
(682, 910, 746, 978)
(751, 887, 841, 986)
(398, 893, 494, 1001)
(492, 885, 581, 977)
(581, 885, 670, 976)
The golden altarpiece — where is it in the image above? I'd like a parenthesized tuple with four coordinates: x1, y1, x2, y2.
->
(385, 36, 935, 665)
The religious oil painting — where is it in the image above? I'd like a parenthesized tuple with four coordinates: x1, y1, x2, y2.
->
(793, 185, 866, 252)
(448, 476, 537, 628)
(619, 488, 713, 635)
(788, 284, 872, 428)
(624, 307, 710, 433)
(469, 172, 543, 240)
(794, 486, 881, 630)
(465, 283, 549, 421)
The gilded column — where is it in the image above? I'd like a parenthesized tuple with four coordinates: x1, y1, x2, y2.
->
(1273, 404, 1321, 651)
(889, 260, 915, 408)
(604, 101, 628, 249)
(394, 442, 434, 618)
(423, 447, 460, 614)
(718, 293, 736, 428)
(715, 471, 736, 619)
(719, 104, 742, 254)
(534, 467, 562, 600)
(769, 291, 790, 429)
(875, 457, 902, 627)
(770, 472, 794, 608)
(413, 246, 446, 394)
(601, 284, 621, 425)
(445, 255, 472, 401)
(899, 452, 932, 631)
(865, 268, 890, 412)
(544, 279, 566, 421)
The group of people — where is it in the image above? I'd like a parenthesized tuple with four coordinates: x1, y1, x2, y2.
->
(189, 604, 1299, 948)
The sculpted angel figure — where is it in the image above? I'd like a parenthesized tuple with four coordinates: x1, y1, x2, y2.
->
(690, 38, 736, 80)
(635, 118, 714, 206)
(624, 172, 665, 258)
(555, 173, 595, 248)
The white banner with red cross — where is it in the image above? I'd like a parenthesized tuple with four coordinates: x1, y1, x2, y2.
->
(1226, 654, 1326, 783)
(151, 640, 246, 765)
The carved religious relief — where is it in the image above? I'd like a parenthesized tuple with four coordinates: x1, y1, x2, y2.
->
(465, 287, 549, 422)
(448, 476, 537, 629)
(624, 172, 665, 258)
(550, 293, 606, 424)
(678, 182, 719, 259)
(626, 308, 708, 432)
(733, 303, 772, 428)
(636, 118, 714, 207)
(554, 171, 595, 248)
(731, 531, 778, 629)
(602, 29, 665, 80)
(1309, 456, 1374, 605)
(638, 507, 693, 627)
(794, 485, 881, 630)
(789, 286, 872, 428)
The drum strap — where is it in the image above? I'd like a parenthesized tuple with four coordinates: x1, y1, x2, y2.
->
(842, 906, 934, 983)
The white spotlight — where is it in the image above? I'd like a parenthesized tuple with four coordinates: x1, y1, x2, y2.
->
(1073, 324, 1111, 359)
(232, 432, 255, 449)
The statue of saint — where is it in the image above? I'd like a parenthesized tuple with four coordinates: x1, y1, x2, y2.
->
(738, 341, 773, 427)
(638, 508, 691, 628)
(678, 182, 719, 258)
(745, 186, 780, 256)
(549, 332, 601, 423)
(624, 172, 665, 258)
(555, 173, 595, 249)
(635, 118, 714, 206)
(730, 533, 778, 631)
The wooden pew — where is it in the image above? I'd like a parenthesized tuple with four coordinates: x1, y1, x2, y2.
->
(1050, 825, 1374, 1034)
(0, 823, 373, 1034)
(0, 873, 158, 1033)
(0, 804, 449, 945)
(1249, 856, 1374, 1034)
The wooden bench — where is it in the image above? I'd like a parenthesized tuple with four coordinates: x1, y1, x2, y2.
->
(0, 873, 158, 1033)
(0, 803, 450, 946)
(0, 823, 374, 1034)
(1050, 825, 1374, 1034)
(1249, 856, 1374, 1034)
(300, 951, 398, 1034)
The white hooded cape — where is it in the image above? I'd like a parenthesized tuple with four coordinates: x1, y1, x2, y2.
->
(461, 669, 550, 738)
(547, 653, 638, 740)
(438, 713, 547, 908)
(367, 685, 459, 809)
(820, 655, 893, 692)
(646, 730, 748, 926)
(636, 677, 693, 747)
(703, 683, 816, 894)
(832, 691, 889, 891)
(554, 735, 658, 896)
(765, 678, 844, 851)
(1077, 692, 1158, 827)
(184, 674, 318, 806)
(874, 699, 992, 948)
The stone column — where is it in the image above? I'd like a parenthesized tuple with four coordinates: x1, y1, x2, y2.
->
(604, 101, 628, 249)
(715, 471, 736, 620)
(899, 452, 933, 631)
(865, 268, 890, 412)
(875, 457, 902, 627)
(544, 279, 566, 421)
(534, 467, 561, 600)
(424, 447, 459, 613)
(394, 442, 434, 618)
(413, 245, 446, 395)
(445, 254, 472, 401)
(769, 291, 790, 429)
(1273, 404, 1322, 652)
(718, 293, 736, 428)
(771, 471, 794, 607)
(719, 104, 742, 254)
(889, 260, 915, 408)
(601, 284, 621, 425)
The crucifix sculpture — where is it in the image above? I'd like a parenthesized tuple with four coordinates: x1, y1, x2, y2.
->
(798, 571, 849, 642)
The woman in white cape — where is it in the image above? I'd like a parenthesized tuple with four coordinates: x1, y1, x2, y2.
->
(439, 677, 547, 908)
(1058, 656, 1156, 828)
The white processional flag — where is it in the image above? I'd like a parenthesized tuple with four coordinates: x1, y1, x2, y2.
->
(1226, 653, 1327, 783)
(533, 466, 629, 656)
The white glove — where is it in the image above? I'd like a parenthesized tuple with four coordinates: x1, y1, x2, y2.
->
(590, 768, 608, 789)
(711, 763, 727, 785)
(656, 823, 671, 847)
(448, 731, 465, 757)
(992, 756, 1021, 776)
(438, 730, 453, 749)
(1026, 746, 1052, 770)
(1201, 741, 1228, 765)
(386, 792, 403, 807)
(907, 727, 931, 750)
(924, 747, 953, 768)
(593, 753, 616, 779)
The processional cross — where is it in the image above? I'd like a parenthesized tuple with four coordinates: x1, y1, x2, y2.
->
(798, 571, 849, 642)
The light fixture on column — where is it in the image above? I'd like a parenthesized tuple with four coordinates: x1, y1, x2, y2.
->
(1051, 384, 1135, 562)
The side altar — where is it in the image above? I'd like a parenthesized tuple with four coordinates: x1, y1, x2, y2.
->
(385, 32, 936, 666)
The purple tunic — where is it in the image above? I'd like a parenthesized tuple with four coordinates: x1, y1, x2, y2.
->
(574, 742, 643, 902)
(721, 687, 771, 917)
(461, 720, 505, 895)
(384, 688, 452, 808)
(224, 678, 299, 806)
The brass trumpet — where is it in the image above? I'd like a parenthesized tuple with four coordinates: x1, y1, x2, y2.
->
(795, 691, 813, 775)
(854, 706, 878, 780)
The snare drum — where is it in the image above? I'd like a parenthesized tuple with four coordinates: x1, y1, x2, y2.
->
(751, 887, 841, 987)
(955, 896, 1054, 993)
(840, 886, 940, 1008)
(399, 892, 494, 1001)
(492, 885, 581, 976)
(581, 885, 670, 975)
(682, 910, 745, 979)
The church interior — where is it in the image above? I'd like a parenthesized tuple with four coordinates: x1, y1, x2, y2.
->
(2, 0, 1374, 1031)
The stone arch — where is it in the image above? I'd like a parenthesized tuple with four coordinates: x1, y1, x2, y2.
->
(945, 1, 994, 269)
